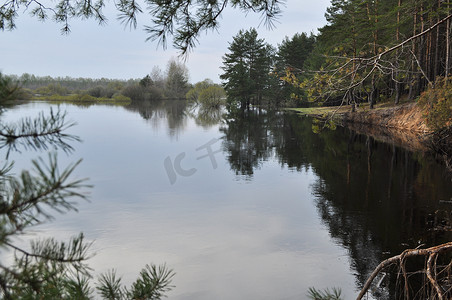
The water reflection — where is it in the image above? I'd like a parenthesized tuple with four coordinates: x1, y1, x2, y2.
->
(308, 129, 452, 298)
(126, 101, 452, 297)
(125, 100, 189, 138)
(220, 109, 284, 178)
(188, 106, 226, 129)
(220, 109, 452, 298)
(4, 101, 451, 299)
(124, 100, 228, 136)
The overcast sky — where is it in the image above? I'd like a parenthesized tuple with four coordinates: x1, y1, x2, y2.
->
(0, 0, 331, 83)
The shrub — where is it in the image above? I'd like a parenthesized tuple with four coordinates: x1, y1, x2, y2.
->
(79, 94, 97, 101)
(121, 84, 163, 102)
(185, 80, 225, 109)
(198, 85, 225, 108)
(186, 88, 198, 102)
(88, 86, 116, 98)
(15, 88, 33, 100)
(112, 94, 132, 102)
(418, 77, 452, 131)
(121, 85, 146, 101)
(186, 79, 215, 103)
(35, 83, 69, 96)
(145, 86, 164, 101)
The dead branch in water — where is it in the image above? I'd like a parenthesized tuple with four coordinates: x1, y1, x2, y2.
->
(357, 242, 452, 300)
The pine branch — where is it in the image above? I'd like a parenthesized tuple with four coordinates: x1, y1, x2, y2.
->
(0, 108, 80, 158)
(0, 234, 94, 298)
(126, 264, 175, 299)
(1, 153, 90, 228)
(96, 269, 124, 299)
(5, 233, 92, 266)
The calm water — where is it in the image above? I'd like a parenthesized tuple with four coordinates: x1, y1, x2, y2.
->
(2, 100, 451, 299)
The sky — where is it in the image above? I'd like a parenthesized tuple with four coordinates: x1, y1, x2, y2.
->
(0, 0, 331, 84)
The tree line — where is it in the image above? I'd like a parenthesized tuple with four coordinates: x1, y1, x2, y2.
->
(306, 0, 451, 108)
(219, 0, 451, 118)
(6, 58, 191, 102)
(6, 58, 228, 108)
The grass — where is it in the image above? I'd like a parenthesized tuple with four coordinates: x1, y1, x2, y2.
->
(286, 105, 349, 117)
(286, 100, 414, 117)
(32, 94, 132, 105)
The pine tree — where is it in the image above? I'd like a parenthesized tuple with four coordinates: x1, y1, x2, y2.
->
(220, 28, 274, 110)
(165, 59, 189, 99)
(293, 0, 452, 108)
(275, 33, 316, 103)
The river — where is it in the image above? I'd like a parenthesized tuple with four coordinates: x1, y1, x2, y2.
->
(1, 100, 451, 299)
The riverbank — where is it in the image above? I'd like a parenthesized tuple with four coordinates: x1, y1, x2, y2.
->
(291, 102, 452, 170)
(291, 102, 433, 153)
(341, 102, 431, 153)
(291, 102, 428, 131)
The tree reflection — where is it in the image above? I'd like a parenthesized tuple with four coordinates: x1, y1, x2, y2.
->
(124, 100, 452, 297)
(221, 110, 452, 298)
(292, 118, 452, 298)
(125, 100, 188, 138)
(219, 108, 284, 178)
(188, 106, 225, 129)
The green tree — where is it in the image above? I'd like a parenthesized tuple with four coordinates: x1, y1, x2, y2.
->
(0, 72, 21, 102)
(186, 79, 225, 108)
(0, 0, 284, 54)
(220, 28, 274, 110)
(165, 59, 189, 99)
(140, 75, 153, 88)
(198, 85, 225, 109)
(277, 32, 316, 71)
(186, 79, 214, 102)
(275, 32, 316, 104)
(287, 0, 452, 109)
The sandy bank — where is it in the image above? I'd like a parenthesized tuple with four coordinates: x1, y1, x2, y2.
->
(340, 103, 430, 152)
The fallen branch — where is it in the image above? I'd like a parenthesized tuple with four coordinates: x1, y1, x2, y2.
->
(357, 242, 452, 300)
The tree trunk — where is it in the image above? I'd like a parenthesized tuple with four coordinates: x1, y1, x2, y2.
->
(416, 3, 425, 96)
(369, 74, 376, 109)
(351, 12, 357, 111)
(395, 0, 402, 104)
(408, 5, 418, 100)
(348, 90, 356, 112)
(433, 0, 440, 79)
(367, 0, 378, 109)
(446, 2, 451, 79)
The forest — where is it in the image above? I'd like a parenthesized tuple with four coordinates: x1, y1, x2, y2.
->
(221, 0, 451, 117)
